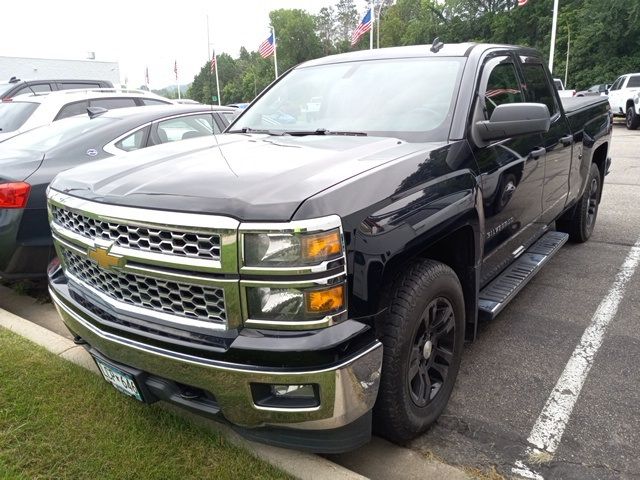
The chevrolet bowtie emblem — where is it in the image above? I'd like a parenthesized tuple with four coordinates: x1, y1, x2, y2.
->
(87, 245, 125, 270)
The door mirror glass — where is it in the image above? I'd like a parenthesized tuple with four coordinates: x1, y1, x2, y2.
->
(476, 103, 551, 141)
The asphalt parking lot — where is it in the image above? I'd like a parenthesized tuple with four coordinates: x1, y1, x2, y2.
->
(1, 124, 638, 480)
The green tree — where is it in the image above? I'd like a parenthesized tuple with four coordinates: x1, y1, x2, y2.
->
(269, 9, 323, 72)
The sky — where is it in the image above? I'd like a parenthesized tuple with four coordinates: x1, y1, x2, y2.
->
(1, 0, 370, 90)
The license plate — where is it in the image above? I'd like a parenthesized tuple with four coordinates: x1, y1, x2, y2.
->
(95, 358, 143, 402)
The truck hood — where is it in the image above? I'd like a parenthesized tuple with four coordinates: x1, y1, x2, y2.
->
(50, 133, 442, 221)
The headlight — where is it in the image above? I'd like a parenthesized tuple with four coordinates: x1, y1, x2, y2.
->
(246, 283, 345, 322)
(243, 229, 342, 267)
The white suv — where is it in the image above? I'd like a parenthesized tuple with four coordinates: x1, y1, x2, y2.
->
(607, 73, 640, 129)
(0, 89, 174, 141)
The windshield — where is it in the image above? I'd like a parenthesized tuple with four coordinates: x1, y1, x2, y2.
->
(0, 101, 39, 133)
(1, 115, 115, 151)
(233, 57, 465, 142)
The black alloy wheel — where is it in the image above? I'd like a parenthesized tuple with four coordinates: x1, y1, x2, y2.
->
(408, 297, 456, 407)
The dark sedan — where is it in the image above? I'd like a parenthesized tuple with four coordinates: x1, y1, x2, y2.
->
(0, 104, 235, 279)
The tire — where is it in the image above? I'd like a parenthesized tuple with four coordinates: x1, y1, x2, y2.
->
(373, 259, 465, 444)
(556, 162, 601, 243)
(626, 107, 640, 130)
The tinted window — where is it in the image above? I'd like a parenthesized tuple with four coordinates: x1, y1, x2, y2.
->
(90, 98, 137, 109)
(627, 75, 640, 88)
(234, 57, 465, 142)
(482, 57, 524, 118)
(115, 126, 150, 152)
(553, 79, 563, 90)
(154, 114, 216, 144)
(15, 83, 52, 96)
(141, 98, 171, 106)
(609, 77, 623, 91)
(60, 82, 101, 90)
(521, 63, 558, 115)
(0, 102, 40, 132)
(56, 101, 89, 120)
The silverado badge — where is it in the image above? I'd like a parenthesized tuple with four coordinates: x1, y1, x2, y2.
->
(87, 245, 125, 270)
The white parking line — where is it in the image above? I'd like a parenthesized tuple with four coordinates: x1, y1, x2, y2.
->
(513, 237, 640, 479)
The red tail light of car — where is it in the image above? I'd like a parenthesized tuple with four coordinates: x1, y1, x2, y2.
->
(0, 182, 31, 208)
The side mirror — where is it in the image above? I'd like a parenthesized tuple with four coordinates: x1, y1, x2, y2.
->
(476, 103, 551, 142)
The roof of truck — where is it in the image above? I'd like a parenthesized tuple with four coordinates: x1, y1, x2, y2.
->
(301, 43, 541, 68)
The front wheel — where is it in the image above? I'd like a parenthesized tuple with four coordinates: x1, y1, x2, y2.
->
(626, 107, 640, 130)
(374, 260, 465, 444)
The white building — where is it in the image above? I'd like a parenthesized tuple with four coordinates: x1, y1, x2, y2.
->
(0, 56, 120, 85)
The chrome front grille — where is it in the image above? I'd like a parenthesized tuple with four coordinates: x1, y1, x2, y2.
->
(61, 248, 226, 324)
(51, 205, 221, 261)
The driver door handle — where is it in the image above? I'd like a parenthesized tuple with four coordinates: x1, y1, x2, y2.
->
(560, 135, 574, 146)
(529, 147, 546, 160)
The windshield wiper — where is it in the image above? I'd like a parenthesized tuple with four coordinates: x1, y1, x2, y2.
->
(282, 128, 367, 137)
(226, 127, 284, 136)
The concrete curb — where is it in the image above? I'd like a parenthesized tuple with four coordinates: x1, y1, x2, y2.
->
(0, 306, 367, 480)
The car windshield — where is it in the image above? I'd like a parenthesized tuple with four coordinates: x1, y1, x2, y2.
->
(628, 75, 640, 88)
(232, 57, 465, 142)
(0, 101, 40, 132)
(1, 115, 115, 151)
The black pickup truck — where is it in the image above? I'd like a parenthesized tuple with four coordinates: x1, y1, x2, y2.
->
(46, 43, 612, 453)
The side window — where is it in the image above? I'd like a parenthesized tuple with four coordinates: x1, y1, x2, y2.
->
(60, 83, 100, 90)
(141, 98, 171, 106)
(90, 98, 137, 110)
(481, 56, 524, 119)
(55, 100, 89, 120)
(15, 83, 52, 96)
(521, 63, 558, 116)
(609, 77, 623, 91)
(152, 114, 215, 145)
(627, 75, 640, 88)
(114, 126, 150, 152)
(218, 111, 237, 127)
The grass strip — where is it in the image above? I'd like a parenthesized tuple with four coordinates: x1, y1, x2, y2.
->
(0, 327, 290, 480)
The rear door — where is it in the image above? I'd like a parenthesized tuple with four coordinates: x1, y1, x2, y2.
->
(519, 57, 573, 223)
(607, 76, 626, 114)
(472, 53, 547, 286)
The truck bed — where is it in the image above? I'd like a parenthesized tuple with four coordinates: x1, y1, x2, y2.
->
(561, 95, 608, 114)
(561, 96, 610, 133)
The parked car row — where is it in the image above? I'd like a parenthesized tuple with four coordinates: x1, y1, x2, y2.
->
(0, 85, 236, 279)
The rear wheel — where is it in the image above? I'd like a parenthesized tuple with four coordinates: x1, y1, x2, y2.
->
(627, 106, 640, 130)
(557, 162, 601, 243)
(374, 260, 465, 444)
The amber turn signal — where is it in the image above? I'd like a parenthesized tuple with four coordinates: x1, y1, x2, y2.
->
(305, 284, 345, 314)
(301, 230, 341, 262)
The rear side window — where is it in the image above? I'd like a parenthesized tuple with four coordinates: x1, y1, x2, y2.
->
(481, 56, 524, 119)
(141, 98, 171, 106)
(521, 63, 558, 116)
(0, 102, 40, 132)
(56, 101, 89, 120)
(115, 126, 150, 152)
(90, 98, 137, 110)
(153, 114, 216, 145)
(14, 83, 52, 96)
(60, 82, 101, 90)
(627, 75, 640, 88)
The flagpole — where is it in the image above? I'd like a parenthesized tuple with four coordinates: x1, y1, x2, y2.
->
(369, 1, 374, 50)
(214, 50, 221, 106)
(272, 27, 279, 79)
(207, 15, 213, 105)
(549, 0, 559, 73)
(564, 23, 570, 88)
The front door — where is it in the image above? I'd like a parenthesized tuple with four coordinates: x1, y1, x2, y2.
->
(472, 54, 547, 286)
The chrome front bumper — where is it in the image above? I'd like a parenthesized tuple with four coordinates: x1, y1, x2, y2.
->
(50, 287, 382, 431)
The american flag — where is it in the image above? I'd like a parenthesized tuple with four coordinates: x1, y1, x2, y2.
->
(210, 51, 216, 74)
(518, 0, 528, 6)
(174, 60, 178, 81)
(259, 32, 275, 58)
(351, 8, 372, 46)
